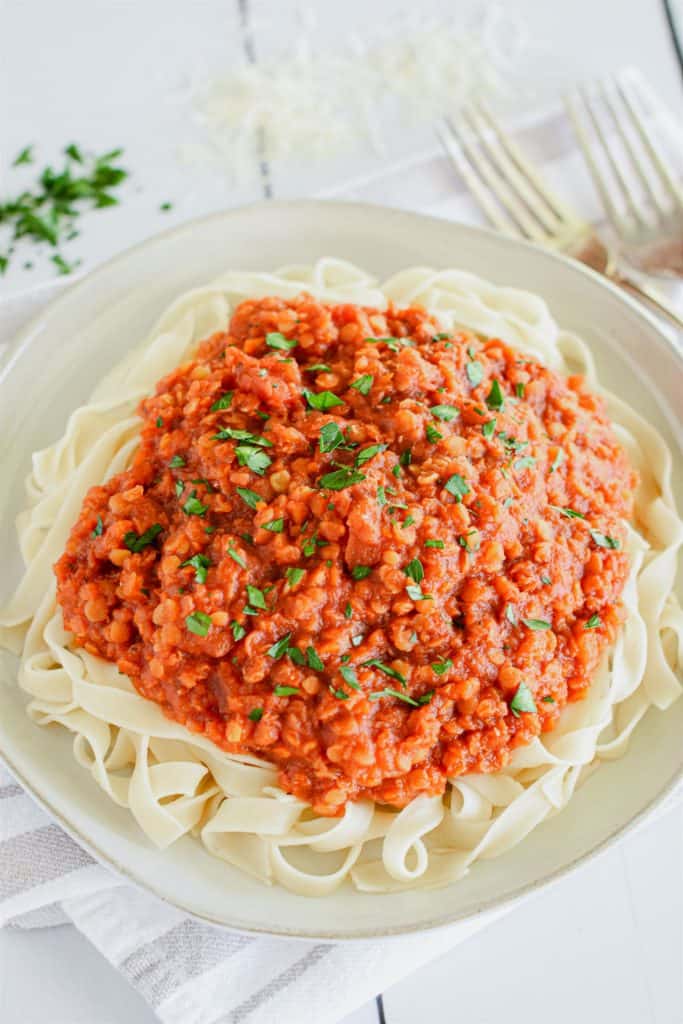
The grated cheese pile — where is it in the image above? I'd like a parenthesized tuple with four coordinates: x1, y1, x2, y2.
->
(185, 7, 529, 183)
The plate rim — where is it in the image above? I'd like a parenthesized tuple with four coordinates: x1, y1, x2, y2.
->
(1, 198, 681, 940)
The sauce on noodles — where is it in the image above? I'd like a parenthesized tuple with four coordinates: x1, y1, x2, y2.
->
(55, 296, 636, 815)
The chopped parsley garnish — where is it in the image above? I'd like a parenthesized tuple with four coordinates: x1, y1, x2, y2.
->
(377, 485, 387, 506)
(404, 558, 424, 584)
(262, 517, 284, 533)
(306, 363, 332, 373)
(431, 658, 452, 676)
(541, 575, 552, 585)
(235, 446, 272, 476)
(340, 665, 360, 689)
(350, 374, 373, 396)
(236, 486, 262, 510)
(306, 646, 324, 671)
(304, 389, 344, 411)
(186, 611, 212, 637)
(356, 443, 386, 467)
(160, 201, 173, 212)
(522, 618, 552, 631)
(212, 427, 272, 446)
(431, 404, 459, 422)
(424, 538, 444, 549)
(466, 360, 484, 387)
(248, 707, 263, 721)
(445, 473, 470, 502)
(182, 490, 208, 516)
(505, 603, 517, 625)
(585, 614, 602, 629)
(515, 382, 526, 398)
(541, 695, 555, 704)
(486, 379, 505, 411)
(432, 332, 450, 341)
(13, 145, 34, 166)
(231, 620, 246, 641)
(457, 530, 479, 553)
(319, 467, 366, 490)
(352, 565, 372, 580)
(266, 332, 297, 350)
(92, 516, 103, 538)
(513, 456, 536, 472)
(169, 455, 186, 468)
(210, 391, 233, 412)
(246, 584, 267, 609)
(330, 687, 349, 700)
(368, 688, 419, 707)
(406, 584, 429, 601)
(227, 546, 247, 569)
(510, 682, 537, 717)
(273, 685, 300, 696)
(399, 449, 412, 468)
(181, 553, 211, 584)
(1, 144, 128, 275)
(267, 633, 292, 659)
(123, 523, 162, 552)
(549, 449, 565, 473)
(550, 505, 585, 519)
(590, 530, 620, 550)
(175, 480, 185, 498)
(344, 602, 353, 619)
(363, 659, 407, 686)
(285, 567, 305, 586)
(482, 418, 496, 439)
(426, 423, 443, 443)
(288, 646, 305, 665)
(156, 417, 164, 428)
(319, 422, 345, 454)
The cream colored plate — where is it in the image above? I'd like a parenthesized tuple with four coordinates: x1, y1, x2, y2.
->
(1, 201, 681, 939)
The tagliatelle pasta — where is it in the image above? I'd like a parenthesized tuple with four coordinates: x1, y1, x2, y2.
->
(1, 258, 681, 896)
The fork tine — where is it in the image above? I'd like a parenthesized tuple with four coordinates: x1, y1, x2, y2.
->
(475, 100, 582, 229)
(601, 75, 668, 219)
(444, 113, 547, 242)
(436, 119, 518, 236)
(616, 72, 683, 212)
(565, 89, 629, 235)
(583, 84, 648, 228)
(463, 105, 561, 236)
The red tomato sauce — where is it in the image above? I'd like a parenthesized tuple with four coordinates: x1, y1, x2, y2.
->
(55, 295, 636, 815)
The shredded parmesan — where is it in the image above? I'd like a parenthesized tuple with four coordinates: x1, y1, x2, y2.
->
(185, 7, 529, 183)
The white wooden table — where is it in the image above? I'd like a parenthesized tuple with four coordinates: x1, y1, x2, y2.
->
(1, 2, 682, 1022)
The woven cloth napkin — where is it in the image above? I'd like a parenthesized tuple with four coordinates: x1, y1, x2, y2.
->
(2, 85, 682, 1024)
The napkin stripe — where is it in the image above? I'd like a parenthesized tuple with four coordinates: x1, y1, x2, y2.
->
(120, 919, 253, 1007)
(220, 943, 332, 1024)
(0, 824, 93, 899)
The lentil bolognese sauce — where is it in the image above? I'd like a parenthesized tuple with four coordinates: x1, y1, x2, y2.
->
(55, 294, 636, 816)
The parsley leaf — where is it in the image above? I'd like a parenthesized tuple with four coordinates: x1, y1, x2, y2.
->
(304, 389, 344, 411)
(285, 567, 305, 586)
(404, 558, 424, 584)
(235, 445, 272, 475)
(210, 391, 233, 412)
(350, 374, 373, 396)
(431, 658, 452, 676)
(186, 611, 212, 637)
(352, 565, 372, 580)
(236, 486, 262, 509)
(522, 618, 552, 631)
(246, 585, 267, 610)
(363, 659, 407, 686)
(590, 530, 620, 550)
(248, 707, 263, 721)
(424, 538, 444, 549)
(274, 685, 300, 696)
(92, 516, 104, 538)
(510, 682, 537, 717)
(319, 422, 345, 454)
(445, 473, 470, 501)
(306, 646, 324, 671)
(431, 404, 459, 422)
(550, 505, 585, 520)
(356, 443, 386, 467)
(169, 455, 186, 468)
(262, 518, 284, 533)
(267, 633, 292, 659)
(181, 553, 211, 584)
(585, 614, 602, 629)
(182, 491, 208, 516)
(486, 379, 505, 411)
(231, 620, 246, 641)
(319, 467, 366, 490)
(466, 360, 484, 387)
(266, 332, 297, 350)
(123, 523, 162, 552)
(368, 688, 419, 707)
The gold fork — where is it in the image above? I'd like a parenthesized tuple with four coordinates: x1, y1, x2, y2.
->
(437, 94, 683, 330)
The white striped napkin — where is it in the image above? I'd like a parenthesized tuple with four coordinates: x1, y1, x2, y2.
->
(2, 83, 682, 1024)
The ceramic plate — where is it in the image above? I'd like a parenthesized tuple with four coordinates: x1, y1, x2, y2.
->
(1, 201, 681, 939)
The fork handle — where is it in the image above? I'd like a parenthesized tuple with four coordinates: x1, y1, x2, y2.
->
(610, 272, 683, 332)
